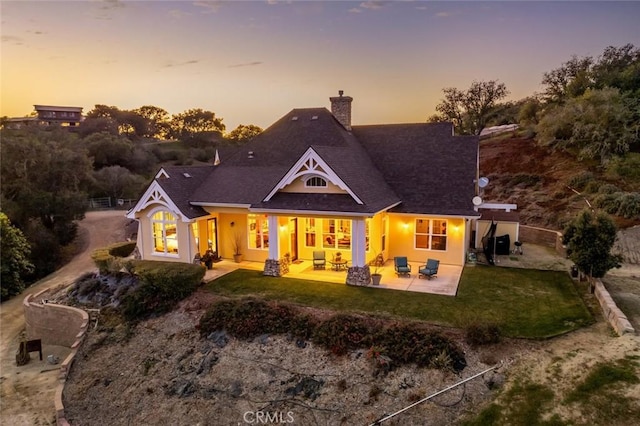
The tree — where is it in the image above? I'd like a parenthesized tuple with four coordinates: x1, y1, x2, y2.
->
(536, 87, 639, 163)
(0, 127, 92, 241)
(430, 80, 509, 135)
(86, 105, 150, 139)
(169, 108, 225, 142)
(563, 209, 622, 278)
(133, 105, 171, 139)
(226, 124, 263, 143)
(92, 166, 146, 201)
(541, 44, 640, 104)
(0, 212, 34, 300)
(84, 132, 134, 169)
(542, 55, 594, 103)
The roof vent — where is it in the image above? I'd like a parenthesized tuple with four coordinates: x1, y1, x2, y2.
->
(248, 151, 254, 159)
(182, 172, 192, 178)
(291, 116, 298, 121)
(311, 115, 318, 120)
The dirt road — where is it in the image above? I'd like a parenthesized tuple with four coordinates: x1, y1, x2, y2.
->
(0, 210, 131, 425)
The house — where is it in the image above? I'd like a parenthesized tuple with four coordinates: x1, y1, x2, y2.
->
(3, 105, 83, 129)
(126, 92, 481, 286)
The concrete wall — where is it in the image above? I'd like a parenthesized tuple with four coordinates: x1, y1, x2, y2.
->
(22, 289, 89, 426)
(519, 224, 566, 257)
(591, 278, 635, 336)
(24, 291, 89, 347)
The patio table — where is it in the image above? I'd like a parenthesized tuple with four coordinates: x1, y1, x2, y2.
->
(330, 260, 349, 271)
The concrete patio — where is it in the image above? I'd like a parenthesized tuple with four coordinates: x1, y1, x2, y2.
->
(203, 258, 462, 296)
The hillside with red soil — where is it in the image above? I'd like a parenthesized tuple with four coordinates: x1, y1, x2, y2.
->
(479, 135, 638, 230)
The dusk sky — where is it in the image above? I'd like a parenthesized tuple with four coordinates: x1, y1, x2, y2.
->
(2, 1, 639, 130)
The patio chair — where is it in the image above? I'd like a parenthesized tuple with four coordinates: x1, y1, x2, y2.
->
(394, 256, 411, 276)
(313, 251, 326, 270)
(418, 258, 439, 279)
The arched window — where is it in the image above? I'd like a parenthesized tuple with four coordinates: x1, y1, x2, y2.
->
(305, 176, 327, 188)
(151, 210, 178, 255)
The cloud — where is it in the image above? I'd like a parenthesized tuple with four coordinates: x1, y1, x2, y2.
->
(360, 1, 387, 10)
(228, 61, 263, 68)
(435, 11, 453, 18)
(349, 1, 388, 14)
(193, 1, 222, 14)
(1, 35, 24, 45)
(99, 0, 125, 10)
(163, 59, 200, 68)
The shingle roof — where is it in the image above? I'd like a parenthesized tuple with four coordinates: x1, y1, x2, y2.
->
(352, 123, 479, 216)
(190, 108, 400, 213)
(145, 108, 479, 218)
(155, 165, 213, 218)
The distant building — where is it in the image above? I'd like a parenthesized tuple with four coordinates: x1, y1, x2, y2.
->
(3, 105, 84, 129)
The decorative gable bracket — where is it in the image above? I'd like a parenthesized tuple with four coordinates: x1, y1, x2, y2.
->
(263, 147, 363, 204)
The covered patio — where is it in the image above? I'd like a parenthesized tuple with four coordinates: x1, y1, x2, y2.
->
(203, 259, 462, 296)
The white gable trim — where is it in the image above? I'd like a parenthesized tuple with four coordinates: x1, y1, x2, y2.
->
(263, 147, 363, 204)
(155, 168, 169, 179)
(125, 180, 190, 222)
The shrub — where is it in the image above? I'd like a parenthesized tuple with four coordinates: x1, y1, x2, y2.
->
(616, 192, 640, 219)
(597, 184, 621, 195)
(91, 241, 137, 274)
(376, 323, 466, 371)
(312, 313, 376, 355)
(510, 173, 541, 188)
(465, 323, 502, 346)
(593, 192, 624, 215)
(122, 260, 204, 321)
(199, 298, 301, 339)
(198, 300, 467, 372)
(567, 172, 595, 191)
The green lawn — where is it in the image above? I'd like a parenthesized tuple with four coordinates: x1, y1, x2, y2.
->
(203, 265, 593, 339)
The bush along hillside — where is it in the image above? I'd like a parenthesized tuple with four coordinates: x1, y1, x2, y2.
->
(199, 297, 468, 374)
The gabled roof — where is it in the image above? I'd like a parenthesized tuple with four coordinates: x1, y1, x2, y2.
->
(141, 165, 213, 219)
(190, 108, 400, 213)
(352, 122, 479, 217)
(132, 107, 479, 219)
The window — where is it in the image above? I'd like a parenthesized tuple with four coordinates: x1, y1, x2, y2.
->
(305, 176, 327, 188)
(322, 219, 351, 249)
(415, 219, 447, 251)
(152, 210, 178, 254)
(248, 214, 269, 250)
(305, 218, 316, 247)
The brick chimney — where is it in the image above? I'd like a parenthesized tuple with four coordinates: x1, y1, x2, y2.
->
(330, 90, 353, 130)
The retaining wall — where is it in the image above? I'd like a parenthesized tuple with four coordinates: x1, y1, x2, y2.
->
(591, 278, 636, 336)
(23, 289, 89, 426)
(519, 225, 566, 257)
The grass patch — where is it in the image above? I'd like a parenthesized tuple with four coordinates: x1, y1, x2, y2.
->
(563, 357, 640, 423)
(204, 265, 593, 339)
(565, 357, 639, 403)
(463, 380, 566, 426)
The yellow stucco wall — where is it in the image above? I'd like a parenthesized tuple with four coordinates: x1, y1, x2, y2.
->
(387, 215, 467, 266)
(135, 204, 468, 267)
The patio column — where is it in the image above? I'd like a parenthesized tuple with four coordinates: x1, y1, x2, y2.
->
(346, 218, 370, 286)
(267, 215, 279, 259)
(351, 218, 366, 267)
(264, 215, 288, 277)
